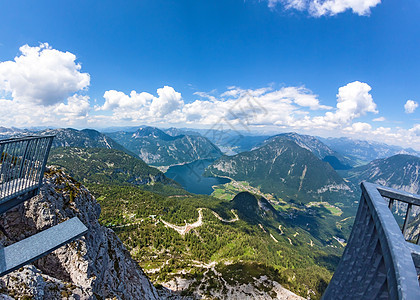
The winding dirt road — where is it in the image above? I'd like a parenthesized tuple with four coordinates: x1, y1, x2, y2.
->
(161, 208, 239, 235)
(161, 208, 204, 235)
(211, 209, 239, 223)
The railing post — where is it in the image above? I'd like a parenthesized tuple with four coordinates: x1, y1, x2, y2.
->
(0, 143, 4, 183)
(401, 203, 412, 236)
(38, 137, 53, 187)
(388, 198, 394, 210)
(18, 139, 30, 178)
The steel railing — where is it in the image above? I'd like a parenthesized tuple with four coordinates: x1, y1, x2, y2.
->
(323, 182, 420, 299)
(0, 135, 54, 212)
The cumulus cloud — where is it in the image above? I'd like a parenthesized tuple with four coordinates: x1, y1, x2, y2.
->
(100, 82, 377, 132)
(99, 86, 183, 121)
(0, 43, 89, 105)
(410, 124, 420, 136)
(279, 86, 332, 110)
(0, 43, 91, 126)
(296, 81, 377, 130)
(150, 86, 184, 117)
(101, 90, 154, 115)
(268, 0, 381, 16)
(100, 85, 333, 128)
(343, 122, 372, 133)
(404, 100, 418, 114)
(372, 116, 385, 122)
(54, 95, 90, 122)
(324, 81, 377, 123)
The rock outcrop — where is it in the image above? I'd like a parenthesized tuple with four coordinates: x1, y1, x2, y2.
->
(0, 168, 161, 299)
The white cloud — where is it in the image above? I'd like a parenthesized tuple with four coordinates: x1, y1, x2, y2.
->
(193, 91, 217, 102)
(343, 122, 372, 133)
(101, 90, 153, 114)
(372, 116, 385, 122)
(324, 81, 377, 123)
(404, 100, 418, 114)
(295, 81, 377, 130)
(279, 86, 332, 110)
(0, 43, 89, 106)
(99, 86, 183, 122)
(150, 86, 184, 117)
(0, 43, 91, 127)
(310, 0, 381, 16)
(410, 124, 420, 136)
(268, 0, 381, 16)
(54, 95, 90, 122)
(99, 85, 333, 128)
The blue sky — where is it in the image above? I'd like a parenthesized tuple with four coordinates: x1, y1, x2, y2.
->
(0, 0, 419, 149)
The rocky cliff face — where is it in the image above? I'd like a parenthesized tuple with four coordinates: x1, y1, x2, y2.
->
(0, 168, 162, 299)
(344, 154, 420, 194)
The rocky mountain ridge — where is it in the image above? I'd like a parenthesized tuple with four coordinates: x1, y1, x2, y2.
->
(319, 137, 420, 165)
(268, 133, 353, 170)
(343, 154, 420, 194)
(108, 127, 223, 166)
(206, 136, 351, 201)
(0, 168, 172, 299)
(40, 128, 129, 152)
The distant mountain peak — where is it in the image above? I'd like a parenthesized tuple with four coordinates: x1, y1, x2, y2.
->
(344, 154, 420, 194)
(109, 126, 223, 166)
(261, 132, 353, 169)
(320, 136, 420, 165)
(207, 136, 350, 201)
(37, 128, 130, 154)
(132, 126, 180, 141)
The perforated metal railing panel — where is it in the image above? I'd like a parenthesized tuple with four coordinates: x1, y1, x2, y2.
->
(0, 135, 54, 213)
(323, 182, 420, 300)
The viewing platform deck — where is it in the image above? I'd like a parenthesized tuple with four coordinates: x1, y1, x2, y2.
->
(323, 182, 420, 299)
(0, 135, 87, 277)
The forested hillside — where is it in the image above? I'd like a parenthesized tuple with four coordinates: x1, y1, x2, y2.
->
(48, 147, 174, 186)
(206, 136, 352, 203)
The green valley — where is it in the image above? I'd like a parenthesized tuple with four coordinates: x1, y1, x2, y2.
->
(92, 184, 338, 299)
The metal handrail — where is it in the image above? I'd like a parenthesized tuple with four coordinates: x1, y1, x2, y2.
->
(0, 135, 54, 212)
(323, 182, 420, 299)
(0, 135, 89, 278)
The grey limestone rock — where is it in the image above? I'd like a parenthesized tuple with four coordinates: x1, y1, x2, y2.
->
(0, 167, 161, 299)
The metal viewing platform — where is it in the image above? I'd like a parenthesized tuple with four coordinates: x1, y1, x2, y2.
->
(0, 135, 87, 277)
(0, 136, 54, 214)
(323, 182, 420, 299)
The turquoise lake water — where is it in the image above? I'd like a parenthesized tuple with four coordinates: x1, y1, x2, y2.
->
(165, 159, 231, 195)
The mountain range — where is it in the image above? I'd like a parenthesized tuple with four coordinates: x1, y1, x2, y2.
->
(264, 133, 353, 170)
(343, 154, 420, 194)
(3, 125, 420, 299)
(107, 126, 223, 166)
(319, 137, 420, 165)
(39, 128, 129, 151)
(205, 135, 352, 202)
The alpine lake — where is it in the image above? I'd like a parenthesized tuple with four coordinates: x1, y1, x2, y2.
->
(165, 159, 231, 195)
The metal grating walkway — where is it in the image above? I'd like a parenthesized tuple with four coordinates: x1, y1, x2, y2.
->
(0, 217, 87, 276)
(0, 135, 88, 277)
